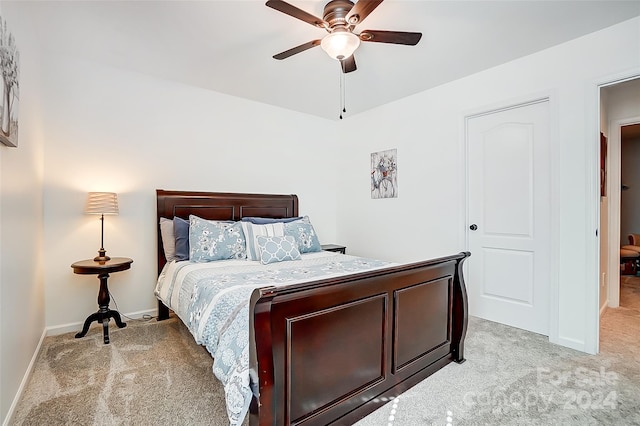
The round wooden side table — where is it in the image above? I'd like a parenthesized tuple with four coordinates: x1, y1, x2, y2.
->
(71, 257, 133, 344)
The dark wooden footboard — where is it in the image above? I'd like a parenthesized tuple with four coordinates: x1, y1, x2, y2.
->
(249, 251, 470, 425)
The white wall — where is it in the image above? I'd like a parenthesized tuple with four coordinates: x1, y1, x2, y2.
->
(337, 17, 640, 352)
(40, 54, 340, 329)
(0, 3, 45, 422)
(599, 196, 609, 312)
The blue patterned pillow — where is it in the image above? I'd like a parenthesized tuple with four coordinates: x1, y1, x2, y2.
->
(283, 217, 322, 254)
(188, 215, 246, 262)
(256, 235, 301, 265)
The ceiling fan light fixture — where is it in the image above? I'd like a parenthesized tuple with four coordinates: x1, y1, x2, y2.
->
(321, 29, 360, 60)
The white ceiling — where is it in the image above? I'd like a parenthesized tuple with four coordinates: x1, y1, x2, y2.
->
(13, 0, 640, 120)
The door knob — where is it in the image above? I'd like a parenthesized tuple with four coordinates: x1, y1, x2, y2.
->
(469, 224, 478, 231)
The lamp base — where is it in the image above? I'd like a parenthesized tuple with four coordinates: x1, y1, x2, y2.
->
(94, 248, 111, 263)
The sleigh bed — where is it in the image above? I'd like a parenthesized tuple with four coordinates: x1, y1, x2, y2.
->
(155, 189, 470, 426)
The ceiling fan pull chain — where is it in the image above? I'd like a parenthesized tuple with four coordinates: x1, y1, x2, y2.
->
(339, 66, 346, 120)
(343, 71, 347, 114)
(339, 67, 344, 119)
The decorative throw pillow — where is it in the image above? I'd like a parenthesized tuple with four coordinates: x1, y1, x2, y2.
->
(256, 235, 301, 265)
(283, 216, 322, 253)
(188, 215, 247, 262)
(241, 222, 285, 261)
(173, 216, 190, 261)
(241, 216, 302, 224)
(159, 217, 176, 262)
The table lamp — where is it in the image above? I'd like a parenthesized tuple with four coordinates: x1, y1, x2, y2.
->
(85, 192, 118, 262)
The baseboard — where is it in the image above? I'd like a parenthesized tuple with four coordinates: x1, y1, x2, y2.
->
(600, 302, 608, 317)
(2, 328, 47, 426)
(46, 308, 158, 336)
(555, 335, 587, 353)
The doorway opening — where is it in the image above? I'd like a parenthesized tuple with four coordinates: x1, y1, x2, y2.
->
(599, 77, 640, 352)
(618, 123, 640, 309)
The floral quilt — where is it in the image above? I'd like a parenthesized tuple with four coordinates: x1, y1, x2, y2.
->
(155, 251, 392, 425)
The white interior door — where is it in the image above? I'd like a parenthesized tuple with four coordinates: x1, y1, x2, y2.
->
(467, 100, 551, 335)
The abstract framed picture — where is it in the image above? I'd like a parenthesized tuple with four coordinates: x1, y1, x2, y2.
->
(371, 149, 397, 199)
(0, 18, 19, 148)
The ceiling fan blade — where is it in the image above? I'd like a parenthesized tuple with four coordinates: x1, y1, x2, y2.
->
(265, 0, 326, 28)
(273, 40, 321, 60)
(359, 30, 422, 45)
(340, 55, 357, 73)
(346, 0, 384, 26)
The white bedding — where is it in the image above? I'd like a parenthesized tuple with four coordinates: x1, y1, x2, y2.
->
(155, 251, 393, 425)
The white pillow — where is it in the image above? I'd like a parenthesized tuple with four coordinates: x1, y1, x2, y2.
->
(241, 221, 285, 261)
(159, 217, 176, 262)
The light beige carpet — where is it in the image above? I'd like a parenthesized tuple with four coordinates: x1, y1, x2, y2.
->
(11, 316, 238, 425)
(11, 279, 640, 425)
(355, 276, 640, 426)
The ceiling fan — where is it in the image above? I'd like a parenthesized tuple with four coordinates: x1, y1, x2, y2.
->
(266, 0, 422, 73)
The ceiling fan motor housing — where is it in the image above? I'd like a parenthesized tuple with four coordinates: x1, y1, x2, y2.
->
(323, 0, 356, 30)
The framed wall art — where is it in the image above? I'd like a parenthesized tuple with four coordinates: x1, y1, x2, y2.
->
(0, 17, 19, 148)
(371, 149, 397, 199)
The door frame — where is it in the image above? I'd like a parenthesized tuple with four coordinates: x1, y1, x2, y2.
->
(461, 92, 560, 345)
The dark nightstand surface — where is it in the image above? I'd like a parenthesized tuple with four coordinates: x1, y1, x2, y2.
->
(71, 257, 133, 274)
(321, 244, 346, 254)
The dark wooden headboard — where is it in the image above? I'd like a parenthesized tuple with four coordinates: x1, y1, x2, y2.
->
(156, 189, 299, 274)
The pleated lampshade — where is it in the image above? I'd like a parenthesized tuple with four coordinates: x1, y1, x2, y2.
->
(85, 192, 119, 215)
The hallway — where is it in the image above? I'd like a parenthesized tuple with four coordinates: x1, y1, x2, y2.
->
(619, 275, 640, 311)
(600, 275, 640, 357)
